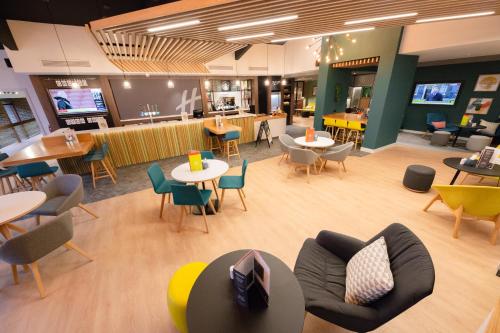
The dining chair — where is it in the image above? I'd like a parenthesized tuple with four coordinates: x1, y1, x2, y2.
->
(221, 131, 241, 162)
(320, 142, 354, 173)
(333, 119, 348, 143)
(147, 163, 183, 218)
(0, 153, 24, 194)
(83, 142, 117, 188)
(278, 134, 299, 164)
(218, 160, 248, 211)
(423, 185, 500, 244)
(0, 212, 93, 298)
(17, 162, 58, 190)
(316, 131, 332, 139)
(204, 128, 221, 153)
(32, 174, 98, 225)
(288, 147, 320, 183)
(346, 121, 365, 149)
(171, 184, 216, 233)
(200, 150, 215, 159)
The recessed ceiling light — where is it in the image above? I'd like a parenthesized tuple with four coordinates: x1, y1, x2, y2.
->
(345, 12, 417, 25)
(147, 19, 200, 33)
(218, 15, 298, 31)
(416, 11, 495, 23)
(227, 32, 274, 42)
(271, 27, 374, 43)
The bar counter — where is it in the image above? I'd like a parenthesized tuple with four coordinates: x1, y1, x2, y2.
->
(57, 113, 256, 174)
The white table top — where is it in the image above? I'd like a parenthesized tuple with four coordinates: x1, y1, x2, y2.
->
(171, 159, 229, 183)
(0, 191, 46, 225)
(294, 136, 335, 148)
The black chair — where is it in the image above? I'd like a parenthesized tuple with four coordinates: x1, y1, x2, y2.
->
(294, 223, 435, 332)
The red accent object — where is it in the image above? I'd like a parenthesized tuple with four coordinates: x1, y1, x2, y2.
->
(432, 121, 446, 129)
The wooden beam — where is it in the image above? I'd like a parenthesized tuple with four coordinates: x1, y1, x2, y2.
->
(235, 45, 252, 60)
(0, 19, 18, 51)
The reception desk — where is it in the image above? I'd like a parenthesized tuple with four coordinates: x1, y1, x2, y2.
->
(57, 113, 256, 174)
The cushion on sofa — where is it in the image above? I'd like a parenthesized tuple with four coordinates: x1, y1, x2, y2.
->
(431, 121, 446, 129)
(477, 119, 500, 136)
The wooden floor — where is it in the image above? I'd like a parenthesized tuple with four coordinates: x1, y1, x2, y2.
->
(1, 144, 499, 333)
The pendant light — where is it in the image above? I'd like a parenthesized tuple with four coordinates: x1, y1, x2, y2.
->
(281, 43, 287, 86)
(120, 60, 131, 89)
(234, 56, 240, 86)
(264, 44, 270, 86)
(204, 78, 210, 89)
(166, 63, 174, 88)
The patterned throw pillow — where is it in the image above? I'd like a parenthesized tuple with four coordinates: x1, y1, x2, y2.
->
(431, 121, 446, 129)
(478, 119, 500, 136)
(345, 236, 394, 305)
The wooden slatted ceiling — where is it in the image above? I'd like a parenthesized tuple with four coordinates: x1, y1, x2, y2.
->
(89, 0, 500, 45)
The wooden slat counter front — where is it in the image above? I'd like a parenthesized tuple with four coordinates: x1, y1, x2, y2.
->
(323, 112, 368, 125)
(57, 114, 256, 174)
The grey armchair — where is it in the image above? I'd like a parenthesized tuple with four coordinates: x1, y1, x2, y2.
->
(278, 134, 299, 164)
(0, 212, 93, 298)
(320, 142, 354, 173)
(288, 147, 319, 183)
(294, 223, 435, 332)
(33, 174, 97, 225)
(316, 130, 332, 139)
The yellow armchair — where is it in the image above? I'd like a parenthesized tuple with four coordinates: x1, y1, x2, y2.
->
(423, 185, 500, 244)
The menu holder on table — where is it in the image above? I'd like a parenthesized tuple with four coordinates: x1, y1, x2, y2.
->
(188, 150, 203, 171)
(232, 250, 270, 309)
(305, 128, 315, 142)
(476, 147, 496, 169)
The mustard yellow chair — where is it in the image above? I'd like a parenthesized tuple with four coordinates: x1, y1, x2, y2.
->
(423, 185, 500, 244)
(324, 118, 336, 136)
(167, 262, 207, 333)
(346, 121, 365, 150)
(333, 119, 348, 143)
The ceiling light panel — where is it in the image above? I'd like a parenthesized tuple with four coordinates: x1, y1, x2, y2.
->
(147, 19, 200, 33)
(345, 12, 417, 25)
(218, 15, 298, 31)
(416, 11, 495, 23)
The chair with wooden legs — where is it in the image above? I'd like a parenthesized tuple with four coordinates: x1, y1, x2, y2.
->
(0, 153, 24, 194)
(324, 118, 336, 136)
(171, 184, 216, 233)
(316, 130, 332, 139)
(221, 131, 241, 162)
(147, 163, 183, 218)
(319, 142, 354, 174)
(203, 128, 221, 153)
(218, 160, 248, 211)
(278, 134, 299, 164)
(333, 119, 348, 144)
(83, 142, 117, 188)
(345, 121, 365, 150)
(17, 161, 58, 190)
(0, 211, 93, 298)
(423, 185, 500, 245)
(288, 147, 320, 183)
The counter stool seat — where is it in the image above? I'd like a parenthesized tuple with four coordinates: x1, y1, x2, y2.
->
(221, 131, 241, 162)
(430, 131, 451, 146)
(403, 165, 436, 193)
(83, 142, 116, 188)
(167, 262, 208, 333)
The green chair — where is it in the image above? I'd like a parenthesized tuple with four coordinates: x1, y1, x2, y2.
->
(83, 142, 116, 188)
(203, 128, 221, 153)
(171, 185, 216, 233)
(17, 162, 58, 190)
(200, 151, 215, 159)
(218, 160, 248, 211)
(0, 153, 23, 193)
(221, 131, 240, 162)
(147, 163, 183, 218)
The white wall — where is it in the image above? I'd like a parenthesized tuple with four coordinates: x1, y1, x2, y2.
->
(0, 50, 49, 134)
(283, 38, 318, 75)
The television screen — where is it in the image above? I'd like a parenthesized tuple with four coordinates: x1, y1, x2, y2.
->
(411, 82, 461, 106)
(48, 88, 108, 115)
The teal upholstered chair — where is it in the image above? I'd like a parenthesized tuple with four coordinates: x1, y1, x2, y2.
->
(83, 142, 116, 188)
(0, 153, 23, 193)
(221, 130, 240, 162)
(171, 184, 216, 233)
(200, 151, 215, 159)
(147, 163, 183, 218)
(17, 162, 58, 190)
(204, 128, 221, 152)
(218, 159, 248, 211)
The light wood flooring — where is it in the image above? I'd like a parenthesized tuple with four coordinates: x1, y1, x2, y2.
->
(1, 144, 499, 333)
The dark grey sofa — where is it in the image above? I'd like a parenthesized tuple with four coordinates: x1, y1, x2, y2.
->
(294, 223, 435, 332)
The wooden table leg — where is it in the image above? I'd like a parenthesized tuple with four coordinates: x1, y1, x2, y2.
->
(211, 179, 220, 202)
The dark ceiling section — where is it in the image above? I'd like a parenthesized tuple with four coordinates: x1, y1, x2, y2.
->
(0, 0, 176, 49)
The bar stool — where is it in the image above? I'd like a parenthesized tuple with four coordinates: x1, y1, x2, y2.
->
(203, 128, 221, 153)
(0, 153, 24, 194)
(221, 131, 241, 162)
(83, 142, 116, 188)
(346, 121, 365, 150)
(17, 162, 58, 190)
(333, 119, 348, 143)
(324, 118, 336, 136)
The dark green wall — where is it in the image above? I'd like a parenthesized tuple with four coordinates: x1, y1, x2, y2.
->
(303, 80, 317, 106)
(402, 61, 500, 131)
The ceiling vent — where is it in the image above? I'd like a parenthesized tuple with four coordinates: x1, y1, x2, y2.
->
(41, 60, 91, 67)
(207, 65, 233, 70)
(248, 66, 267, 71)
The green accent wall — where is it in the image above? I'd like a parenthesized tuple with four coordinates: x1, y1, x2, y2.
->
(314, 26, 419, 149)
(402, 60, 500, 131)
(303, 80, 317, 107)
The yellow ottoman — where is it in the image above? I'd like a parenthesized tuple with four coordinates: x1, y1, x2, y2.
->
(167, 262, 207, 333)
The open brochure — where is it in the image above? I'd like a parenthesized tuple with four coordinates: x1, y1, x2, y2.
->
(232, 250, 270, 308)
(476, 146, 500, 169)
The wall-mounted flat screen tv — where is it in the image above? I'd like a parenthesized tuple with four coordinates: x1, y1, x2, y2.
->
(411, 82, 461, 106)
(48, 88, 108, 115)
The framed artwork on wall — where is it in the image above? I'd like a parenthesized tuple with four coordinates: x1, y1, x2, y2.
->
(474, 74, 500, 92)
(465, 97, 494, 115)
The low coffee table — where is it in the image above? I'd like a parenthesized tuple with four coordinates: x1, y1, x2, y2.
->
(187, 250, 305, 333)
(443, 157, 500, 185)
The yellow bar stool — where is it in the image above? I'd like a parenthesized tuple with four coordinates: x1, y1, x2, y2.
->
(333, 119, 348, 143)
(346, 121, 365, 149)
(324, 118, 336, 136)
(167, 262, 208, 333)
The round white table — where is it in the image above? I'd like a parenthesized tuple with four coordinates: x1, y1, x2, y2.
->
(294, 136, 335, 149)
(0, 191, 46, 238)
(171, 160, 229, 214)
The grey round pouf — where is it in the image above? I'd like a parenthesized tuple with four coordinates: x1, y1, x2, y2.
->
(403, 165, 436, 193)
(466, 135, 492, 152)
(430, 131, 451, 146)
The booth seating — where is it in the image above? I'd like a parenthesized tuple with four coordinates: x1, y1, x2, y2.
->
(466, 135, 492, 152)
(430, 131, 451, 146)
(403, 165, 436, 192)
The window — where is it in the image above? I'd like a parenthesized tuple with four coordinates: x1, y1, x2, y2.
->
(0, 98, 41, 149)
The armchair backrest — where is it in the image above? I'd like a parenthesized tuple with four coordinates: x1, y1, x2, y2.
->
(200, 151, 215, 159)
(0, 212, 74, 265)
(426, 113, 445, 124)
(316, 131, 332, 139)
(289, 147, 318, 165)
(433, 185, 500, 217)
(324, 142, 353, 161)
(147, 163, 166, 193)
(241, 159, 248, 186)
